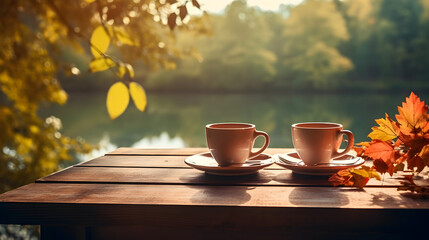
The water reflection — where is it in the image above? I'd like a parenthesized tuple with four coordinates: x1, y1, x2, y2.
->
(77, 132, 186, 161)
(40, 92, 419, 161)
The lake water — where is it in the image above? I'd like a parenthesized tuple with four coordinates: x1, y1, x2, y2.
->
(40, 92, 416, 162)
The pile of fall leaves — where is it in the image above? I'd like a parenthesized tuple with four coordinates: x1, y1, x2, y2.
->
(329, 92, 429, 194)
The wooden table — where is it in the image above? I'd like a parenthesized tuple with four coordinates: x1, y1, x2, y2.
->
(1, 148, 428, 239)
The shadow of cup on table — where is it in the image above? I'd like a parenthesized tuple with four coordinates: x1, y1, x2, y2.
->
(180, 172, 275, 205)
(273, 171, 332, 186)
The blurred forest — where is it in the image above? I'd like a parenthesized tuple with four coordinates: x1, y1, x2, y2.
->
(71, 0, 427, 93)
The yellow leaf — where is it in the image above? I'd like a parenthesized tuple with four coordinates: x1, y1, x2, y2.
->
(117, 64, 127, 79)
(85, 0, 96, 2)
(126, 64, 135, 78)
(89, 58, 116, 72)
(106, 82, 130, 119)
(129, 82, 147, 112)
(368, 113, 399, 141)
(113, 27, 138, 46)
(90, 26, 111, 58)
(116, 63, 134, 79)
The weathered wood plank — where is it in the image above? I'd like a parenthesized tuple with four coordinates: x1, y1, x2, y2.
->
(37, 166, 406, 187)
(78, 155, 285, 170)
(1, 183, 428, 227)
(105, 147, 292, 156)
(1, 183, 428, 209)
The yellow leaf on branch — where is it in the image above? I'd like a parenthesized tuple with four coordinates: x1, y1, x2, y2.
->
(117, 63, 134, 79)
(90, 26, 111, 58)
(89, 58, 116, 72)
(129, 82, 147, 112)
(106, 82, 130, 119)
(113, 27, 138, 46)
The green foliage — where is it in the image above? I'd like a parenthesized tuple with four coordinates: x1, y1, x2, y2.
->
(282, 0, 353, 88)
(145, 0, 429, 92)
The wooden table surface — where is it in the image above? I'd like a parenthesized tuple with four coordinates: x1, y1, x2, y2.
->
(1, 148, 428, 240)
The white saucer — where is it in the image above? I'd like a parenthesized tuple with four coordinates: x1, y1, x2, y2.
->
(274, 152, 365, 176)
(185, 152, 274, 176)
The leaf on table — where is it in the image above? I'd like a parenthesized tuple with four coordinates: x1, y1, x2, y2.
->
(106, 82, 130, 120)
(129, 82, 147, 112)
(351, 165, 381, 181)
(328, 169, 353, 187)
(408, 155, 426, 172)
(89, 58, 116, 72)
(373, 159, 389, 174)
(419, 145, 429, 162)
(368, 113, 399, 141)
(395, 92, 429, 134)
(364, 140, 396, 163)
(394, 162, 405, 172)
(329, 166, 380, 188)
(399, 132, 429, 158)
(90, 26, 111, 58)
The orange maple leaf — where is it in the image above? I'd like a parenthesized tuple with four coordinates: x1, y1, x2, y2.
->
(364, 140, 395, 163)
(395, 92, 429, 134)
(373, 159, 389, 174)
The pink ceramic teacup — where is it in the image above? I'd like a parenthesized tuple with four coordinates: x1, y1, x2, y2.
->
(206, 123, 270, 167)
(291, 122, 354, 166)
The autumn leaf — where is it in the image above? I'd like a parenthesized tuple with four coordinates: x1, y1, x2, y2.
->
(419, 145, 429, 162)
(90, 26, 111, 58)
(353, 146, 365, 157)
(373, 159, 389, 174)
(368, 113, 399, 141)
(394, 162, 405, 172)
(129, 82, 147, 112)
(351, 165, 381, 180)
(328, 169, 353, 187)
(192, 0, 200, 9)
(329, 166, 380, 189)
(113, 27, 138, 46)
(179, 6, 188, 21)
(408, 155, 426, 172)
(89, 58, 116, 72)
(399, 132, 429, 158)
(168, 13, 177, 30)
(395, 92, 429, 134)
(364, 140, 395, 162)
(117, 63, 134, 79)
(357, 142, 371, 147)
(106, 82, 130, 120)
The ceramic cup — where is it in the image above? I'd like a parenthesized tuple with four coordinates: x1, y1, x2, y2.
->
(291, 122, 354, 166)
(206, 123, 270, 167)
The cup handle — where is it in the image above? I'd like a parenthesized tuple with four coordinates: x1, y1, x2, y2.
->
(249, 130, 270, 159)
(332, 130, 354, 159)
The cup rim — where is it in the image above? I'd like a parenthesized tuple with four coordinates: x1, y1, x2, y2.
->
(206, 122, 255, 130)
(292, 122, 343, 129)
